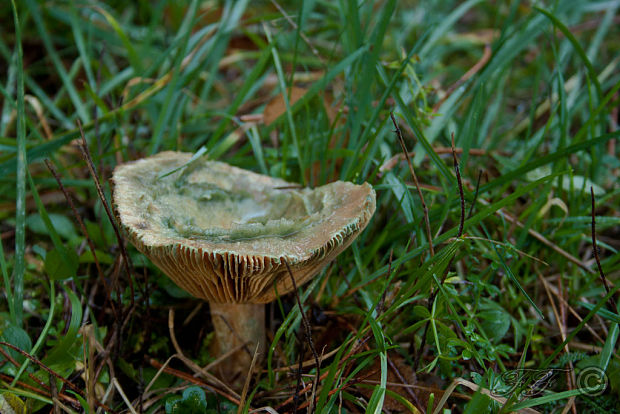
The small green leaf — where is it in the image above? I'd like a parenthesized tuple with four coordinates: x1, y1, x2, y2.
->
(79, 249, 114, 265)
(479, 309, 511, 343)
(0, 324, 32, 370)
(44, 247, 78, 280)
(165, 386, 208, 414)
(26, 213, 77, 241)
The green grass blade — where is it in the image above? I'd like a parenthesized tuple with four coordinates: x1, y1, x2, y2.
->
(480, 131, 620, 196)
(24, 0, 90, 122)
(491, 244, 543, 319)
(207, 44, 273, 145)
(0, 233, 15, 320)
(344, 0, 396, 174)
(534, 7, 603, 102)
(69, 4, 96, 89)
(10, 0, 26, 327)
(366, 171, 564, 283)
(0, 49, 16, 136)
(418, 0, 483, 59)
(264, 23, 305, 182)
(378, 65, 453, 182)
(599, 322, 618, 372)
(263, 45, 369, 133)
(11, 280, 55, 386)
(94, 5, 143, 73)
(508, 388, 586, 410)
(542, 286, 618, 368)
(149, 0, 198, 154)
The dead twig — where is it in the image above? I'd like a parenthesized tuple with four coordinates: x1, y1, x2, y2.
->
(386, 355, 423, 411)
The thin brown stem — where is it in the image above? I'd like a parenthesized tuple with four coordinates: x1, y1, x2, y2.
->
(591, 187, 618, 312)
(451, 133, 465, 239)
(292, 342, 304, 414)
(467, 170, 483, 219)
(284, 259, 320, 414)
(76, 120, 135, 310)
(376, 250, 393, 317)
(416, 134, 466, 371)
(386, 355, 423, 411)
(0, 342, 115, 412)
(390, 112, 434, 257)
(148, 358, 241, 406)
(44, 159, 114, 312)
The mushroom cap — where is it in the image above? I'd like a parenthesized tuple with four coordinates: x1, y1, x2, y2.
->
(112, 151, 375, 303)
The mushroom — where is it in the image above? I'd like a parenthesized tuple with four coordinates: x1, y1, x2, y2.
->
(112, 151, 375, 382)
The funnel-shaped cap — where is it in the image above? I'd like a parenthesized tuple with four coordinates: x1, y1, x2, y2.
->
(113, 152, 375, 303)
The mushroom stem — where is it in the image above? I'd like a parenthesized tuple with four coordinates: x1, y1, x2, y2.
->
(209, 302, 265, 383)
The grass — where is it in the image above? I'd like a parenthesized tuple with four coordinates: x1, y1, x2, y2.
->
(1, 0, 619, 413)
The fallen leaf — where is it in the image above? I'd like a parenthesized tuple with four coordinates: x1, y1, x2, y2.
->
(263, 86, 308, 126)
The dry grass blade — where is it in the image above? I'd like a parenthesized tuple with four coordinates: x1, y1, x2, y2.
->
(167, 309, 240, 399)
(112, 377, 138, 414)
(238, 343, 261, 414)
(537, 271, 576, 414)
